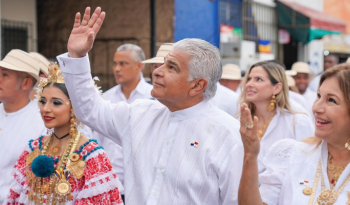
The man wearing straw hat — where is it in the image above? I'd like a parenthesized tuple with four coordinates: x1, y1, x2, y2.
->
(0, 49, 46, 204)
(142, 43, 173, 73)
(219, 63, 242, 92)
(289, 62, 316, 117)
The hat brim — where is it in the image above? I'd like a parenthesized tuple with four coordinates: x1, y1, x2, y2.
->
(285, 70, 297, 76)
(142, 57, 165, 64)
(0, 60, 40, 82)
(221, 74, 241, 80)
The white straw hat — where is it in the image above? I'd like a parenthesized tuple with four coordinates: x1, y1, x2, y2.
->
(286, 75, 296, 87)
(142, 43, 173, 64)
(29, 52, 50, 76)
(221, 64, 241, 80)
(0, 49, 40, 82)
(291, 62, 310, 74)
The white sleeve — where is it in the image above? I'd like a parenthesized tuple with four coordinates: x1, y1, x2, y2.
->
(294, 113, 315, 141)
(56, 53, 129, 146)
(259, 139, 296, 205)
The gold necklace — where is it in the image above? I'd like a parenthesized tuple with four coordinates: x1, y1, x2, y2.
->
(328, 153, 345, 189)
(258, 114, 275, 140)
(31, 132, 81, 205)
(307, 158, 350, 205)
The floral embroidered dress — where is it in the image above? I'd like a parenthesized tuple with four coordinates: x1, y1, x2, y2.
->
(5, 136, 124, 205)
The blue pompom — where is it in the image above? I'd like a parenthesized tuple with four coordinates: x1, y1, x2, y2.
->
(31, 155, 54, 177)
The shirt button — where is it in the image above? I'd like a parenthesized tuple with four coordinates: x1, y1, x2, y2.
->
(160, 167, 165, 171)
(153, 192, 157, 196)
(171, 115, 174, 118)
(0, 128, 2, 131)
(5, 114, 8, 117)
(166, 140, 170, 145)
(63, 61, 66, 66)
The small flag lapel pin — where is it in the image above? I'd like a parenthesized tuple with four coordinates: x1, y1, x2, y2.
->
(299, 180, 309, 185)
(190, 141, 199, 148)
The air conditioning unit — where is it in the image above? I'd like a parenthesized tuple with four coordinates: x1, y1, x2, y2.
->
(220, 41, 256, 58)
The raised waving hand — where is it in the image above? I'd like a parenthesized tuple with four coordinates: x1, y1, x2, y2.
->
(67, 7, 106, 58)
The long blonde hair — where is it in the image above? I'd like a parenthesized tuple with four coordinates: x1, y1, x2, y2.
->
(304, 63, 350, 145)
(240, 61, 294, 117)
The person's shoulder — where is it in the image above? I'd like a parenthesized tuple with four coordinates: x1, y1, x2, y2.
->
(103, 85, 119, 98)
(28, 135, 47, 151)
(205, 106, 240, 135)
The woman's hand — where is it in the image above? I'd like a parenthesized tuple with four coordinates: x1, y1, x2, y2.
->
(67, 7, 106, 58)
(239, 103, 260, 158)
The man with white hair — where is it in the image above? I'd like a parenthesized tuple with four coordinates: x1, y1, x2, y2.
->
(57, 7, 243, 205)
(0, 49, 46, 204)
(94, 43, 153, 189)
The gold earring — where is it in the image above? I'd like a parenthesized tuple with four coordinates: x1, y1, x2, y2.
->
(267, 95, 276, 111)
(70, 108, 77, 136)
(345, 139, 350, 151)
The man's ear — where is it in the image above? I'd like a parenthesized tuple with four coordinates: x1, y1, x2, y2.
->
(137, 62, 143, 72)
(21, 77, 34, 91)
(189, 78, 208, 97)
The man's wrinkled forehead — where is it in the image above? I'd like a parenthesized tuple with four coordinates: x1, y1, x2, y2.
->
(164, 50, 191, 66)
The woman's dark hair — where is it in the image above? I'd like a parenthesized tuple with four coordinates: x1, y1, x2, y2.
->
(44, 83, 70, 98)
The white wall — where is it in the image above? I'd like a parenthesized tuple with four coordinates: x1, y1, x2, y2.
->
(254, 0, 323, 11)
(0, 0, 37, 53)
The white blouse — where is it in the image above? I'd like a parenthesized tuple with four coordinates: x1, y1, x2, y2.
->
(0, 100, 46, 204)
(258, 109, 314, 173)
(260, 139, 350, 205)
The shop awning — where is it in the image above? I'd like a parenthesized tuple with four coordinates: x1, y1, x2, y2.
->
(277, 0, 346, 44)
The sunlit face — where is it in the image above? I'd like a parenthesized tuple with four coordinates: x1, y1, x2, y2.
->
(244, 66, 279, 104)
(112, 50, 142, 85)
(293, 73, 309, 94)
(313, 77, 350, 142)
(0, 67, 22, 102)
(151, 50, 193, 105)
(39, 86, 71, 130)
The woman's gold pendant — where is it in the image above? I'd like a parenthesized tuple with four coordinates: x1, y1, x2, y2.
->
(41, 183, 49, 193)
(51, 144, 61, 155)
(316, 189, 338, 205)
(55, 179, 71, 196)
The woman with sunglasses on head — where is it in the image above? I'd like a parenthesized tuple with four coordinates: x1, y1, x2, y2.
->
(239, 64, 350, 204)
(239, 61, 314, 174)
(4, 63, 124, 205)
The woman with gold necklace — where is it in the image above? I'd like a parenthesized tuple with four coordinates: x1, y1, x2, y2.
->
(4, 63, 124, 204)
(239, 61, 314, 173)
(238, 64, 350, 204)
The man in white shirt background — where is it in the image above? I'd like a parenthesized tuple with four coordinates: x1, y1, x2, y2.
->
(94, 43, 153, 191)
(289, 62, 316, 117)
(0, 49, 46, 204)
(58, 7, 243, 205)
(104, 43, 153, 103)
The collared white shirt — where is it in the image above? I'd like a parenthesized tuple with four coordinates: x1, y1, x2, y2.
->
(0, 100, 46, 204)
(211, 83, 239, 117)
(260, 139, 350, 205)
(103, 74, 153, 103)
(95, 75, 153, 187)
(57, 53, 244, 205)
(309, 74, 321, 92)
(258, 109, 314, 173)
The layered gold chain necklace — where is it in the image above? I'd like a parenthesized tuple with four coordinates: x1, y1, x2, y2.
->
(307, 158, 350, 205)
(258, 113, 275, 140)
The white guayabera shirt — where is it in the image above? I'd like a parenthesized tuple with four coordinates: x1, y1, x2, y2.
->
(94, 74, 153, 187)
(0, 100, 46, 204)
(260, 139, 350, 205)
(57, 53, 244, 205)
